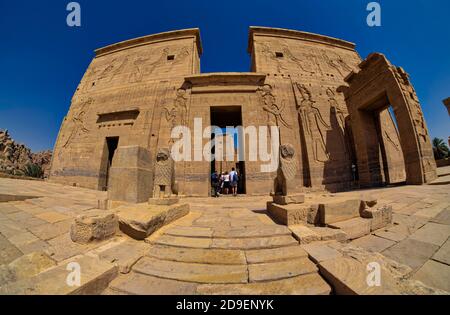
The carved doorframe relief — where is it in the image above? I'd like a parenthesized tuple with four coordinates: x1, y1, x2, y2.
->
(342, 53, 437, 186)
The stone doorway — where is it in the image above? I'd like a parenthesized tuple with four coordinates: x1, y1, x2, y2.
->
(99, 137, 119, 191)
(210, 106, 246, 195)
(343, 53, 437, 186)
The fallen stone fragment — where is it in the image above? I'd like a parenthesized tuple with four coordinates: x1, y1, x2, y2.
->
(70, 210, 119, 244)
(115, 203, 189, 240)
(329, 217, 371, 240)
(361, 205, 392, 231)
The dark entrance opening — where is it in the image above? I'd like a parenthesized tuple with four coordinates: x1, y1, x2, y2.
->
(210, 106, 246, 195)
(100, 137, 119, 191)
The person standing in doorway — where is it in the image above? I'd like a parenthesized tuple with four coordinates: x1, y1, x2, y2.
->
(229, 167, 238, 196)
(222, 171, 231, 195)
(211, 171, 220, 197)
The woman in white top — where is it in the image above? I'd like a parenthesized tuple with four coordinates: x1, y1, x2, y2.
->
(222, 172, 231, 195)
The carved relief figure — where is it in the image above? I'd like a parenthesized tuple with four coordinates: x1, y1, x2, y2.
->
(153, 148, 175, 198)
(164, 88, 189, 145)
(273, 144, 297, 196)
(281, 46, 316, 74)
(296, 84, 330, 162)
(321, 51, 352, 77)
(327, 88, 346, 131)
(257, 84, 291, 129)
(61, 97, 93, 149)
(99, 57, 129, 82)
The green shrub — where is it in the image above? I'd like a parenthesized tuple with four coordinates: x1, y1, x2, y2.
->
(22, 163, 43, 178)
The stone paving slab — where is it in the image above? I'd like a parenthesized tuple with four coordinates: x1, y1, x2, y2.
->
(133, 256, 248, 284)
(412, 260, 450, 292)
(408, 223, 450, 247)
(431, 209, 450, 225)
(382, 238, 440, 271)
(350, 235, 396, 253)
(432, 239, 450, 265)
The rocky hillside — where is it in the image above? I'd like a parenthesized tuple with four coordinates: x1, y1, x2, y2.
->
(0, 129, 52, 178)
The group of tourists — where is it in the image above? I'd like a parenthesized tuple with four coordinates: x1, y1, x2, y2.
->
(211, 168, 239, 197)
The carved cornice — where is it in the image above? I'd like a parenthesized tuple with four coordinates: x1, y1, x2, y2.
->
(95, 28, 203, 57)
(248, 26, 356, 54)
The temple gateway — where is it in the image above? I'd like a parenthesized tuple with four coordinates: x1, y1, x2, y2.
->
(49, 27, 437, 202)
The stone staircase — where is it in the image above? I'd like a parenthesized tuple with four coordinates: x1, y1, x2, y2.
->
(105, 207, 331, 295)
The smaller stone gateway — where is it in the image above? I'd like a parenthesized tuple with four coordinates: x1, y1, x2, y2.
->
(70, 210, 119, 244)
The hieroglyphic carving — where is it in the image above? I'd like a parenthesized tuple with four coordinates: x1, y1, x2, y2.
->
(258, 41, 355, 78)
(274, 144, 297, 196)
(295, 83, 330, 163)
(394, 67, 429, 145)
(256, 84, 291, 129)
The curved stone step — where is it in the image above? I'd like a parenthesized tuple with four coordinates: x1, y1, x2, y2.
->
(133, 256, 248, 284)
(197, 273, 331, 295)
(248, 257, 318, 282)
(108, 273, 198, 295)
(212, 225, 291, 238)
(151, 235, 212, 248)
(148, 245, 246, 265)
(151, 234, 298, 250)
(164, 226, 213, 238)
(245, 246, 308, 264)
(211, 235, 298, 250)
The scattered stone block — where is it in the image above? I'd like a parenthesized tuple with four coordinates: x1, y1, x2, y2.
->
(361, 205, 392, 231)
(116, 203, 189, 240)
(272, 194, 305, 205)
(290, 225, 320, 244)
(329, 217, 371, 240)
(318, 199, 363, 225)
(310, 227, 348, 242)
(361, 194, 377, 208)
(70, 210, 119, 244)
(267, 202, 311, 226)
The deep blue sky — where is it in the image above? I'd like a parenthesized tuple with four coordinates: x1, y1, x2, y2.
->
(0, 0, 449, 152)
